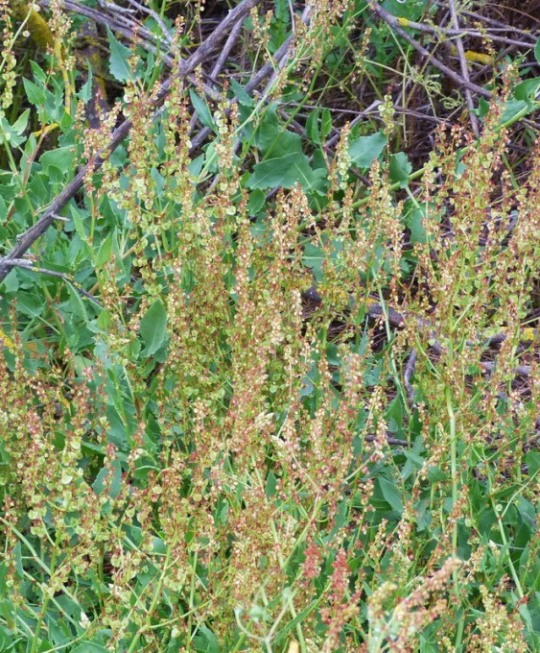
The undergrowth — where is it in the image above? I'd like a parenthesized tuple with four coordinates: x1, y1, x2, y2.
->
(0, 1, 539, 651)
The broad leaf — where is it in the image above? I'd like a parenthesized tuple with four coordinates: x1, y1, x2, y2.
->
(349, 131, 387, 168)
(247, 152, 317, 190)
(72, 642, 108, 653)
(254, 106, 302, 157)
(189, 90, 216, 130)
(140, 299, 168, 356)
(40, 146, 76, 176)
(107, 27, 133, 83)
(389, 152, 412, 187)
(378, 477, 403, 514)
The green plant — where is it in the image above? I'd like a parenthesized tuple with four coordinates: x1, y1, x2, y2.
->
(1, 1, 540, 651)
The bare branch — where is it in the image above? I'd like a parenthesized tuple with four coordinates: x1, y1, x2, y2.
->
(372, 1, 536, 48)
(365, 433, 410, 447)
(448, 0, 479, 135)
(404, 350, 418, 406)
(0, 259, 102, 307)
(368, 1, 492, 99)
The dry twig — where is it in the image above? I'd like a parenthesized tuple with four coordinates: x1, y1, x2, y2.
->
(1, 259, 102, 307)
(447, 0, 479, 135)
(368, 1, 492, 99)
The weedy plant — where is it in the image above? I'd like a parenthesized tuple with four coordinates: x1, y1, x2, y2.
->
(0, 1, 539, 651)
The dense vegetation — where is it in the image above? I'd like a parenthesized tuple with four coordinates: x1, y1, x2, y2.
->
(1, 1, 539, 650)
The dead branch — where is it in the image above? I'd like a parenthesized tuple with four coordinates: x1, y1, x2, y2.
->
(448, 0, 479, 135)
(368, 1, 492, 99)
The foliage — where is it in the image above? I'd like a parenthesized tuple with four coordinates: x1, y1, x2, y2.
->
(0, 1, 540, 651)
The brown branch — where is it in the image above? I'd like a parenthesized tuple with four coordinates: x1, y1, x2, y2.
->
(480, 361, 532, 378)
(448, 0, 479, 136)
(0, 0, 263, 283)
(44, 0, 310, 154)
(210, 19, 245, 82)
(365, 433, 410, 447)
(404, 350, 418, 406)
(374, 1, 536, 48)
(123, 0, 173, 44)
(454, 5, 538, 42)
(189, 17, 245, 132)
(2, 259, 102, 307)
(368, 1, 492, 99)
(39, 0, 162, 50)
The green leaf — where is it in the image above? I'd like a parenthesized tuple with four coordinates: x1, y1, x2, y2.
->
(389, 152, 412, 187)
(92, 458, 122, 497)
(11, 109, 30, 136)
(72, 642, 108, 653)
(60, 111, 73, 133)
(265, 470, 277, 498)
(106, 27, 133, 83)
(405, 202, 427, 244)
(70, 205, 88, 241)
(306, 109, 321, 144)
(23, 77, 46, 106)
(95, 231, 115, 267)
(192, 625, 221, 653)
(30, 60, 47, 84)
(382, 0, 426, 21)
(427, 466, 447, 483)
(321, 108, 332, 139)
(78, 68, 94, 103)
(306, 108, 333, 145)
(302, 243, 324, 281)
(230, 79, 254, 107)
(66, 285, 88, 323)
(140, 299, 168, 356)
(516, 497, 536, 532)
(189, 90, 216, 130)
(0, 111, 30, 148)
(535, 36, 540, 65)
(17, 292, 45, 318)
(263, 129, 302, 158)
(40, 146, 76, 176)
(247, 189, 265, 215)
(525, 452, 540, 476)
(247, 152, 317, 190)
(378, 477, 403, 514)
(513, 77, 540, 102)
(0, 193, 6, 221)
(254, 106, 302, 157)
(349, 131, 387, 168)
